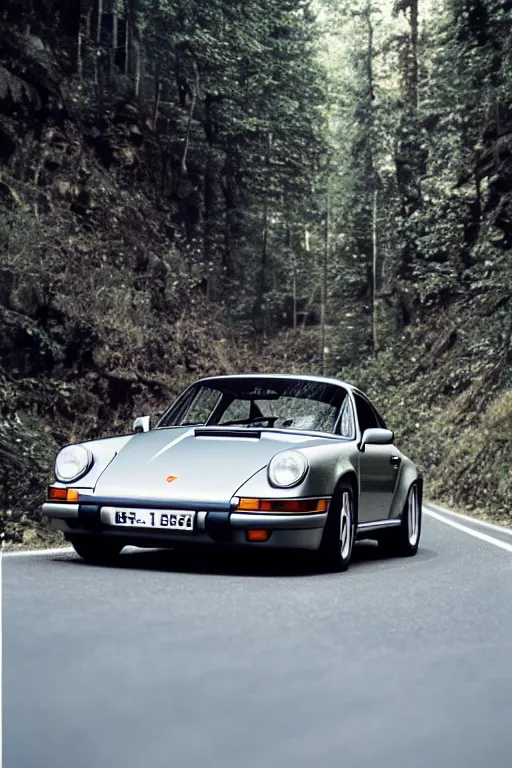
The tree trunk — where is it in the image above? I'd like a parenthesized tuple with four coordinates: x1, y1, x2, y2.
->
(77, 26, 83, 80)
(365, 0, 374, 104)
(363, 0, 379, 310)
(289, 225, 297, 330)
(180, 60, 199, 175)
(152, 70, 161, 130)
(409, 0, 419, 110)
(321, 179, 330, 375)
(258, 196, 269, 334)
(203, 156, 217, 296)
(394, 0, 423, 288)
(111, 8, 118, 79)
(134, 40, 141, 98)
(222, 170, 234, 281)
(96, 0, 103, 44)
(124, 1, 130, 75)
(292, 261, 297, 329)
(372, 187, 379, 354)
(93, 0, 102, 85)
(253, 133, 273, 336)
(82, 10, 91, 80)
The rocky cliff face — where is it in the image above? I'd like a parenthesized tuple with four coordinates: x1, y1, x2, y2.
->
(0, 22, 254, 545)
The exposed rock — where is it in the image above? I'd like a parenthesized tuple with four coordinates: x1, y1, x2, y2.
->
(0, 116, 17, 159)
(10, 280, 47, 319)
(0, 179, 22, 208)
(114, 102, 141, 124)
(44, 156, 61, 170)
(55, 179, 71, 197)
(128, 124, 144, 146)
(113, 147, 136, 166)
(0, 64, 41, 110)
(0, 28, 63, 100)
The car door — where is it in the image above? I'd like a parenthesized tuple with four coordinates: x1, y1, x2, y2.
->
(353, 393, 400, 522)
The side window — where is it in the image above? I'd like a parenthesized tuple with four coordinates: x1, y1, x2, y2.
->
(353, 394, 380, 432)
(338, 396, 355, 438)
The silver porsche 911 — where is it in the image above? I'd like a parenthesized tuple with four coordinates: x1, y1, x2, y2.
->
(42, 373, 422, 571)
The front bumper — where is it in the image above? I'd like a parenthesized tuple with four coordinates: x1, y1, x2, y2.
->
(41, 501, 328, 551)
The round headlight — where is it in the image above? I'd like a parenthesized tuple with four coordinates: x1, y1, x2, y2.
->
(268, 450, 308, 488)
(55, 445, 93, 483)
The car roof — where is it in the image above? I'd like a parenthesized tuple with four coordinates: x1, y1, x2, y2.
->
(192, 373, 367, 399)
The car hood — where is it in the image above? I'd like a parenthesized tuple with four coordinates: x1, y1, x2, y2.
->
(92, 426, 328, 505)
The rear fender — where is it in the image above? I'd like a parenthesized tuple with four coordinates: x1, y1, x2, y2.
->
(389, 457, 422, 520)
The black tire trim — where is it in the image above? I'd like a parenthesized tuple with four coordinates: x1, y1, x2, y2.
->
(378, 482, 422, 557)
(69, 535, 124, 564)
(318, 480, 356, 572)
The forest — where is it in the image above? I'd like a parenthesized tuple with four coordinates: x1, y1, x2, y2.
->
(0, 0, 510, 545)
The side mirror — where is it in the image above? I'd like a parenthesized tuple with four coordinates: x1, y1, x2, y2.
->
(133, 415, 151, 433)
(359, 427, 394, 452)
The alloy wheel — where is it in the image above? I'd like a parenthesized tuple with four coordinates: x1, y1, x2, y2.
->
(340, 490, 353, 560)
(408, 486, 420, 546)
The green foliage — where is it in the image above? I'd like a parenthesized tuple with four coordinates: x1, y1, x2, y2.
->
(318, 0, 511, 331)
(130, 0, 328, 326)
(340, 297, 511, 523)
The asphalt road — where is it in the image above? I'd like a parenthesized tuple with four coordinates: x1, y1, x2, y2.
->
(3, 506, 512, 768)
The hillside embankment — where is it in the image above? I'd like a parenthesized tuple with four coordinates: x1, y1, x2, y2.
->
(1, 22, 510, 548)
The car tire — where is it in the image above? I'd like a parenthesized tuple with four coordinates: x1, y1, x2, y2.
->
(379, 483, 422, 557)
(317, 482, 356, 572)
(69, 536, 124, 564)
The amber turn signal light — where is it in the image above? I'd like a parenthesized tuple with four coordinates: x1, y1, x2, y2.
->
(247, 530, 271, 542)
(48, 487, 79, 502)
(237, 498, 260, 511)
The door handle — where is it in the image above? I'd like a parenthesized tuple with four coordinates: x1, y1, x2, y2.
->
(390, 455, 401, 467)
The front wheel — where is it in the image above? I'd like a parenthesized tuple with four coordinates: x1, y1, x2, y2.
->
(68, 536, 124, 564)
(318, 483, 356, 572)
(379, 483, 422, 557)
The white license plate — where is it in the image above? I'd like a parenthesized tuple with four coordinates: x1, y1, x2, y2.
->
(111, 509, 195, 531)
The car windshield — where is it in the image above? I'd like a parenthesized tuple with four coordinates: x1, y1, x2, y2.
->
(158, 377, 349, 435)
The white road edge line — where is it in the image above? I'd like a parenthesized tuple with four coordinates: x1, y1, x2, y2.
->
(425, 501, 512, 536)
(424, 507, 512, 554)
(1, 546, 74, 558)
(0, 537, 3, 765)
(1, 545, 148, 559)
